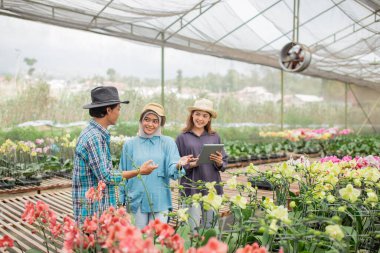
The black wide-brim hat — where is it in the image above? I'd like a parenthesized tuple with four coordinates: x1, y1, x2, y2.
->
(83, 86, 129, 109)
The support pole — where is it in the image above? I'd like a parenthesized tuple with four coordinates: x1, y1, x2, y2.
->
(345, 83, 348, 129)
(161, 34, 165, 108)
(348, 84, 377, 133)
(292, 0, 300, 42)
(281, 70, 284, 130)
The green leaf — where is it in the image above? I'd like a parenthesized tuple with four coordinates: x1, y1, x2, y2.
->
(199, 228, 217, 246)
(341, 225, 357, 246)
(26, 249, 44, 253)
(176, 224, 192, 249)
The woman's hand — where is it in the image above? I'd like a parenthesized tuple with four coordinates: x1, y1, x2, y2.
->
(139, 160, 158, 175)
(177, 155, 198, 168)
(210, 151, 223, 167)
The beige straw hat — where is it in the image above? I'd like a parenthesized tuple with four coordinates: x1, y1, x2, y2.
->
(140, 103, 166, 126)
(187, 98, 217, 118)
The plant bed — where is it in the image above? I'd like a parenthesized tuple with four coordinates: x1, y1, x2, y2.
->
(15, 178, 42, 186)
(248, 177, 274, 190)
(0, 181, 14, 189)
(54, 171, 72, 179)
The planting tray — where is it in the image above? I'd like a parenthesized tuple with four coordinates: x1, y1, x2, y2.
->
(248, 177, 274, 190)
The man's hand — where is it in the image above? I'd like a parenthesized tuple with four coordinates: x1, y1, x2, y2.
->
(210, 151, 223, 167)
(139, 160, 158, 175)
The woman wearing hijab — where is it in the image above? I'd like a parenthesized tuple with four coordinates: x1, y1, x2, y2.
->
(119, 102, 192, 229)
(175, 98, 228, 230)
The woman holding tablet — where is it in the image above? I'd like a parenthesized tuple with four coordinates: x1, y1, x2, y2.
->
(175, 98, 228, 230)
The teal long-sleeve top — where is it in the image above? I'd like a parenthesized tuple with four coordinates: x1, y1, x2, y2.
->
(119, 135, 185, 214)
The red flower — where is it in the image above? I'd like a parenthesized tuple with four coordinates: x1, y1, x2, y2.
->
(0, 235, 14, 248)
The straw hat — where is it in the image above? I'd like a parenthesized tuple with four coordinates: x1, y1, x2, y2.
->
(187, 98, 217, 118)
(140, 102, 166, 126)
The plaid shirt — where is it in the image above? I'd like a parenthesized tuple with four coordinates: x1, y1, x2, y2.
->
(72, 119, 122, 224)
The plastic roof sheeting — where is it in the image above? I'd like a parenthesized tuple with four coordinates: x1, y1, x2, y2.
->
(1, 0, 379, 88)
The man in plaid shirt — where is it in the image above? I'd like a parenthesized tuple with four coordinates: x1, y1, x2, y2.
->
(73, 86, 158, 224)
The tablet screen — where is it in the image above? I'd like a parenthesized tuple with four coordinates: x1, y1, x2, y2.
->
(197, 144, 224, 165)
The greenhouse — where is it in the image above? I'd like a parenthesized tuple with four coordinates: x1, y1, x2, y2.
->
(0, 0, 379, 252)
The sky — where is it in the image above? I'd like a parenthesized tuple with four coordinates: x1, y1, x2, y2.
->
(0, 16, 257, 80)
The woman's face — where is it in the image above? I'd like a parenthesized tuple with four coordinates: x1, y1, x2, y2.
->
(142, 113, 160, 135)
(192, 110, 211, 129)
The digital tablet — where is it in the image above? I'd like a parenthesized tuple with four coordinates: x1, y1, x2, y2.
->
(196, 144, 224, 165)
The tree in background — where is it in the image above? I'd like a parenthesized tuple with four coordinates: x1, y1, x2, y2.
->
(23, 57, 37, 76)
(107, 68, 116, 82)
(176, 69, 183, 93)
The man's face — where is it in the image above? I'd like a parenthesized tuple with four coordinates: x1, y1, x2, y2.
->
(107, 104, 121, 125)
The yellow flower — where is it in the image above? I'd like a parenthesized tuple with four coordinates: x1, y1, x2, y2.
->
(230, 195, 247, 209)
(246, 164, 257, 174)
(353, 178, 362, 187)
(226, 176, 238, 189)
(262, 197, 275, 210)
(269, 219, 278, 234)
(325, 225, 344, 241)
(361, 167, 380, 183)
(201, 192, 222, 211)
(323, 174, 339, 187)
(268, 205, 290, 223)
(339, 184, 361, 203)
(205, 182, 217, 193)
(326, 195, 335, 203)
(364, 191, 378, 206)
(176, 208, 189, 222)
(289, 201, 296, 208)
(244, 182, 256, 193)
(276, 162, 295, 179)
(338, 206, 347, 212)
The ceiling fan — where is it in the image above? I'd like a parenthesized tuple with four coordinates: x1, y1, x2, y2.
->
(279, 42, 311, 72)
(279, 0, 312, 72)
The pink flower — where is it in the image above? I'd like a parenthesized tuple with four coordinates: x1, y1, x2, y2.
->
(339, 129, 352, 135)
(85, 187, 96, 202)
(21, 201, 36, 224)
(188, 237, 228, 253)
(0, 235, 14, 248)
(50, 222, 62, 238)
(83, 216, 98, 234)
(236, 242, 268, 253)
(97, 180, 106, 191)
(35, 200, 50, 219)
(43, 146, 50, 154)
(35, 138, 44, 145)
